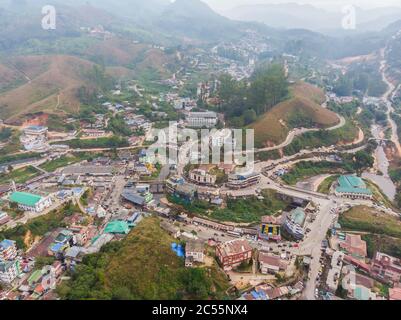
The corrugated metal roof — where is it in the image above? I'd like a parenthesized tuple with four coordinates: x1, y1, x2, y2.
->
(10, 191, 42, 206)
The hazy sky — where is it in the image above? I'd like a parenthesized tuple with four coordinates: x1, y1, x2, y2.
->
(203, 0, 401, 12)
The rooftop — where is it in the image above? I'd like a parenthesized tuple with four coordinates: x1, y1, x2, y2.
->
(336, 175, 372, 195)
(104, 221, 130, 234)
(185, 240, 204, 253)
(217, 239, 252, 258)
(0, 239, 16, 250)
(10, 191, 43, 207)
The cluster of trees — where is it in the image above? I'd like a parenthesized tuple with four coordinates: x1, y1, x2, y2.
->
(0, 202, 77, 249)
(0, 128, 12, 142)
(218, 63, 288, 127)
(333, 64, 387, 97)
(61, 136, 129, 149)
(107, 115, 132, 137)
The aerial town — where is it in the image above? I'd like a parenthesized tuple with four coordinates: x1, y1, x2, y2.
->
(1, 0, 401, 304)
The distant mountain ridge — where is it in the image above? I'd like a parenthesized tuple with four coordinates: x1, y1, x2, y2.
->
(225, 2, 401, 34)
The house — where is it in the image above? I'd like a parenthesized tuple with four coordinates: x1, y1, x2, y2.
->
(216, 239, 252, 271)
(258, 252, 287, 274)
(371, 252, 401, 284)
(0, 259, 21, 284)
(389, 287, 401, 300)
(0, 239, 18, 261)
(185, 240, 204, 267)
(334, 175, 372, 200)
(339, 234, 367, 258)
(160, 221, 181, 238)
(9, 191, 52, 213)
(0, 211, 10, 225)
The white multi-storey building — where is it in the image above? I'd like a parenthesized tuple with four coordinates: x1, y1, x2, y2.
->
(186, 112, 218, 128)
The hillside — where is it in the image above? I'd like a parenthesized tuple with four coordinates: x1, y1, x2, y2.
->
(156, 0, 244, 42)
(58, 217, 230, 300)
(0, 55, 102, 124)
(251, 82, 339, 147)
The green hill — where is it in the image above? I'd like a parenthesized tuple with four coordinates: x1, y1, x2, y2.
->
(251, 82, 339, 147)
(57, 217, 230, 300)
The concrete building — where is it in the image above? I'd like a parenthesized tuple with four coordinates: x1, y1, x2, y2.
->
(9, 191, 52, 213)
(282, 207, 306, 240)
(371, 252, 401, 284)
(185, 240, 205, 267)
(0, 211, 10, 225)
(335, 175, 372, 200)
(186, 112, 217, 128)
(258, 252, 287, 274)
(226, 172, 261, 189)
(339, 234, 367, 258)
(259, 216, 282, 241)
(0, 259, 21, 284)
(189, 169, 216, 185)
(23, 126, 48, 136)
(0, 239, 18, 261)
(216, 239, 252, 271)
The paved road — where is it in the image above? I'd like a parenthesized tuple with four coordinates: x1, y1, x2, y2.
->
(380, 49, 401, 157)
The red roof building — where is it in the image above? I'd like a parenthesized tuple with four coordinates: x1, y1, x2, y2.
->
(216, 239, 252, 270)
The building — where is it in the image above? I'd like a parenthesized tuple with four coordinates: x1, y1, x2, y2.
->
(104, 221, 130, 235)
(226, 172, 261, 190)
(166, 177, 196, 203)
(389, 287, 401, 300)
(0, 239, 18, 261)
(189, 169, 216, 185)
(339, 234, 367, 258)
(216, 239, 252, 270)
(121, 190, 153, 207)
(371, 252, 401, 284)
(258, 252, 287, 274)
(160, 221, 181, 238)
(0, 259, 21, 284)
(186, 112, 218, 128)
(0, 211, 10, 225)
(185, 240, 204, 267)
(62, 165, 115, 176)
(326, 251, 344, 292)
(335, 175, 372, 200)
(259, 216, 282, 241)
(282, 207, 306, 240)
(9, 191, 52, 213)
(23, 126, 48, 136)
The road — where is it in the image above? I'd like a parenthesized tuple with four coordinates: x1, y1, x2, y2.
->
(380, 49, 401, 157)
(254, 111, 346, 154)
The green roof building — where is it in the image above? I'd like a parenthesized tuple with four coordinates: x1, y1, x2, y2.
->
(288, 207, 306, 226)
(9, 191, 52, 212)
(335, 175, 372, 200)
(104, 221, 130, 235)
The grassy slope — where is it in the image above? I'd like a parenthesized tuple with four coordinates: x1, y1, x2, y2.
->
(59, 217, 230, 300)
(0, 55, 96, 123)
(0, 41, 176, 123)
(251, 82, 339, 146)
(339, 205, 401, 238)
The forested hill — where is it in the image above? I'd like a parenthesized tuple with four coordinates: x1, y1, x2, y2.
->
(218, 64, 289, 128)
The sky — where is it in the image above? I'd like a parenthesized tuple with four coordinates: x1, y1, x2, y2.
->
(203, 0, 401, 13)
